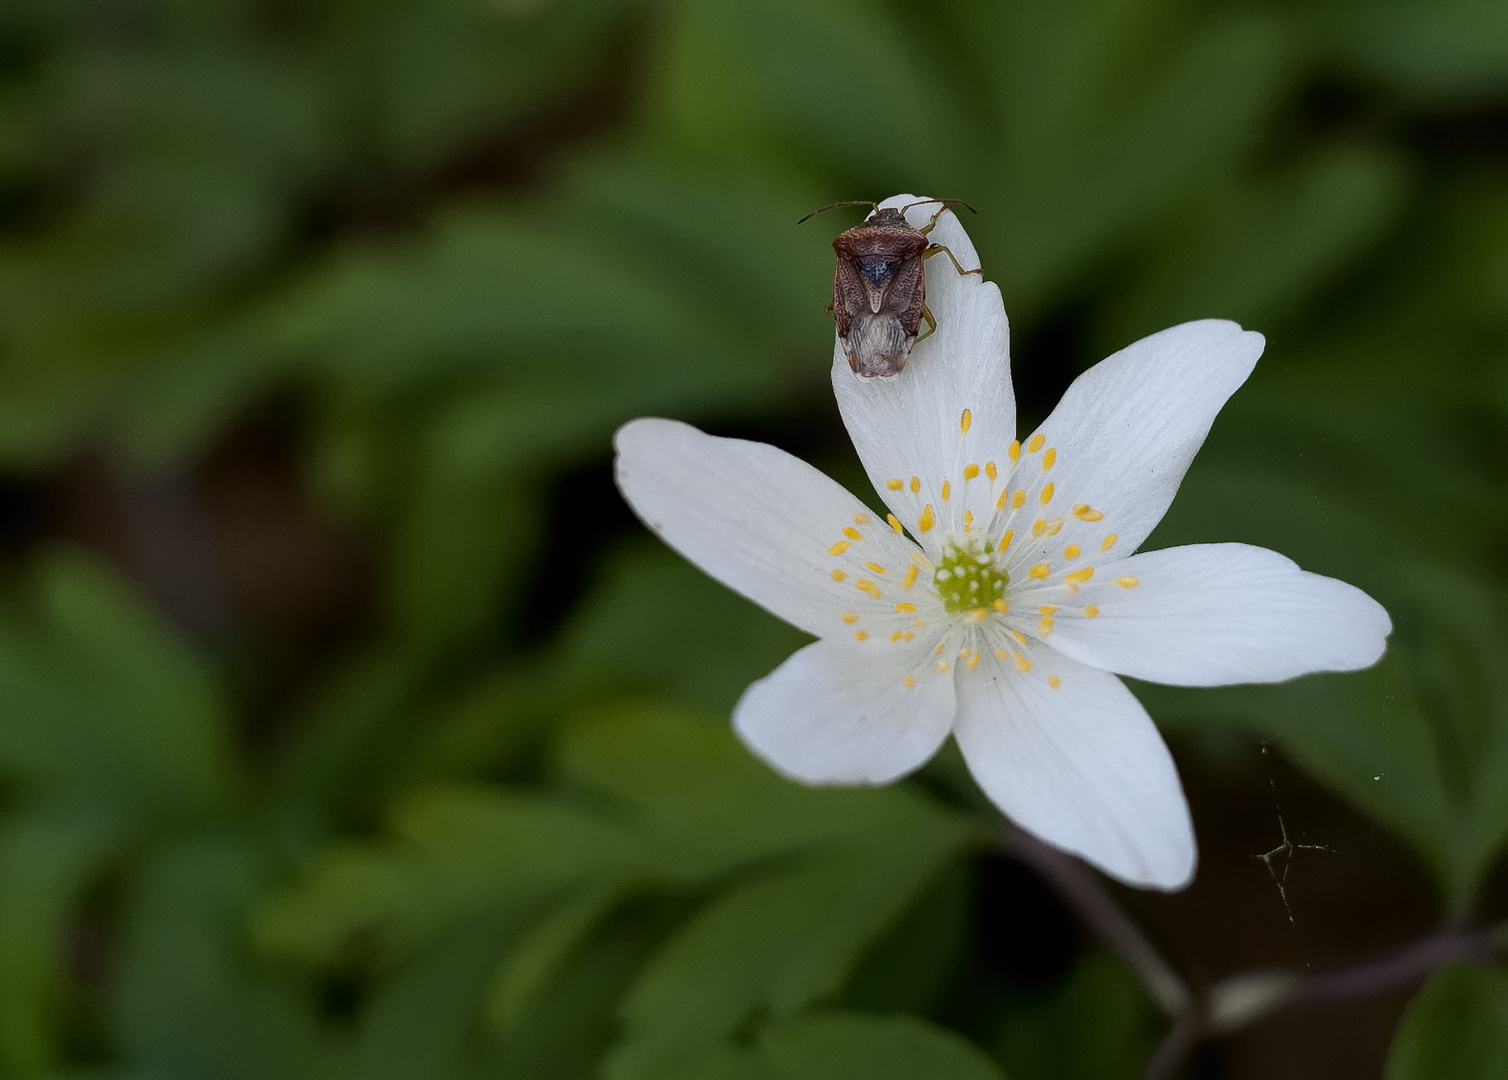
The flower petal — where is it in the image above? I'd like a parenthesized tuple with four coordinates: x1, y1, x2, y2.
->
(734, 637, 956, 785)
(614, 418, 935, 640)
(1003, 320, 1264, 562)
(1046, 543, 1392, 687)
(831, 195, 1014, 551)
(954, 649, 1195, 890)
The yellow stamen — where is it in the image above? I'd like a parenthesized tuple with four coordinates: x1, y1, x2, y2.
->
(1064, 545, 1080, 559)
(1032, 519, 1047, 537)
(968, 608, 986, 623)
(998, 529, 1013, 552)
(865, 562, 887, 575)
(911, 552, 932, 568)
(1028, 434, 1046, 452)
(964, 463, 980, 481)
(1085, 605, 1100, 618)
(887, 513, 903, 533)
(1014, 652, 1031, 672)
(904, 674, 917, 688)
(1117, 575, 1139, 588)
(1039, 604, 1057, 615)
(960, 408, 972, 435)
(1038, 616, 1055, 636)
(828, 541, 849, 556)
(996, 490, 1008, 511)
(902, 565, 918, 589)
(967, 651, 980, 670)
(992, 598, 1009, 614)
(843, 526, 862, 540)
(985, 461, 998, 482)
(1011, 490, 1026, 509)
(1066, 567, 1095, 586)
(894, 602, 918, 614)
(1048, 675, 1062, 689)
(995, 650, 1011, 661)
(941, 480, 952, 501)
(1101, 533, 1117, 552)
(937, 660, 950, 672)
(1073, 504, 1104, 522)
(891, 630, 904, 642)
(1043, 447, 1056, 468)
(1011, 630, 1027, 645)
(902, 631, 915, 641)
(914, 618, 926, 629)
(1008, 440, 1021, 462)
(1044, 518, 1063, 536)
(830, 569, 847, 582)
(910, 476, 921, 494)
(1028, 562, 1050, 579)
(887, 478, 904, 490)
(841, 611, 859, 624)
(855, 630, 869, 641)
(856, 579, 881, 599)
(962, 509, 974, 529)
(853, 513, 871, 525)
(918, 505, 936, 533)
(1040, 482, 1055, 504)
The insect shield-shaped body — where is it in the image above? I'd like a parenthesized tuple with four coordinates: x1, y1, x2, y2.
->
(802, 198, 981, 378)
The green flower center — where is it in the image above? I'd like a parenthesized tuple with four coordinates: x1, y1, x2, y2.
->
(934, 540, 1008, 616)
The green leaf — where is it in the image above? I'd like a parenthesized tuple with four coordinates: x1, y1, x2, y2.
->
(761, 1011, 1005, 1080)
(1386, 965, 1508, 1079)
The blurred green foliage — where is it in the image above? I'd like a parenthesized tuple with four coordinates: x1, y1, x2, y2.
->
(0, 0, 1505, 1076)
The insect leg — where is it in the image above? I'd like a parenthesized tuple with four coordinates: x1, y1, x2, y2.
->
(915, 304, 938, 344)
(924, 244, 984, 278)
(825, 298, 835, 321)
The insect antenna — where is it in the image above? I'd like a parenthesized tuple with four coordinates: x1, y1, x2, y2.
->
(896, 197, 977, 216)
(797, 200, 880, 224)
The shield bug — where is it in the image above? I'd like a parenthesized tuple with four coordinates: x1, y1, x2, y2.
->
(800, 198, 982, 378)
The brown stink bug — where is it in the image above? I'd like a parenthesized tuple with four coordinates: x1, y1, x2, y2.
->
(800, 198, 982, 378)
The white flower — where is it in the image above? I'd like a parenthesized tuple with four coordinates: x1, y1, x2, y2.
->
(612, 195, 1390, 890)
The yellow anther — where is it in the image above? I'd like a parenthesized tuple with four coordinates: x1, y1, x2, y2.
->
(910, 476, 921, 494)
(1073, 504, 1104, 522)
(967, 651, 981, 670)
(1008, 440, 1021, 462)
(962, 509, 974, 529)
(887, 513, 904, 533)
(1066, 567, 1095, 586)
(843, 526, 863, 540)
(985, 461, 998, 482)
(1039, 604, 1057, 615)
(856, 579, 881, 598)
(1028, 434, 1046, 453)
(891, 630, 905, 642)
(1117, 575, 1139, 588)
(1101, 533, 1117, 552)
(887, 478, 904, 490)
(1038, 615, 1055, 636)
(995, 650, 1011, 661)
(911, 552, 932, 568)
(1085, 605, 1100, 618)
(964, 463, 980, 481)
(1064, 545, 1080, 559)
(998, 529, 1013, 552)
(918, 505, 936, 533)
(960, 408, 972, 435)
(1028, 562, 1050, 579)
(831, 569, 847, 582)
(1032, 519, 1047, 537)
(968, 608, 987, 623)
(1048, 675, 1062, 689)
(1011, 490, 1026, 509)
(1014, 652, 1031, 672)
(1011, 630, 1028, 645)
(941, 480, 952, 500)
(996, 490, 1008, 511)
(828, 541, 850, 556)
(1043, 447, 1057, 468)
(894, 602, 918, 614)
(855, 630, 869, 641)
(1044, 518, 1063, 536)
(913, 618, 926, 629)
(1040, 482, 1055, 504)
(937, 660, 950, 672)
(904, 674, 917, 688)
(865, 562, 887, 575)
(854, 513, 871, 525)
(902, 565, 918, 589)
(992, 598, 1009, 614)
(902, 631, 915, 641)
(841, 611, 859, 624)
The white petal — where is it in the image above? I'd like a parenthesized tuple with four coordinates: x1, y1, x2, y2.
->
(999, 320, 1264, 563)
(734, 637, 956, 785)
(614, 418, 934, 640)
(1047, 543, 1392, 687)
(953, 649, 1195, 890)
(831, 195, 1014, 549)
